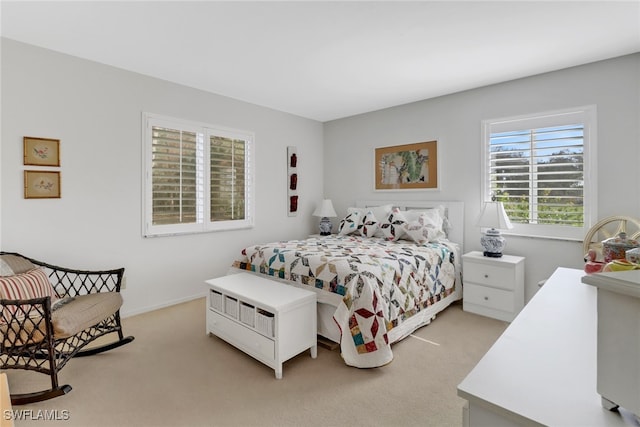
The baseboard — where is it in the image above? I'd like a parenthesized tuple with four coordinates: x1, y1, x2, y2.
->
(121, 292, 207, 318)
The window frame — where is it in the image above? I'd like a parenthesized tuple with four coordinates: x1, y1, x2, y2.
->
(142, 112, 255, 237)
(481, 106, 597, 241)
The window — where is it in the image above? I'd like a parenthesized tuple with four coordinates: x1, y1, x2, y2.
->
(143, 113, 254, 237)
(482, 106, 597, 240)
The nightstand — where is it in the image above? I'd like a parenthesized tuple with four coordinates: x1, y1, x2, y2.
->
(462, 251, 525, 322)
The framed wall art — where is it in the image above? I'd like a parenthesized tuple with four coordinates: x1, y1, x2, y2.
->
(24, 171, 61, 199)
(374, 140, 438, 190)
(24, 136, 60, 167)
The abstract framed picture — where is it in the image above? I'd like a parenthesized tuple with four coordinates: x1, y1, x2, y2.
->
(24, 171, 61, 199)
(23, 136, 60, 166)
(375, 140, 438, 190)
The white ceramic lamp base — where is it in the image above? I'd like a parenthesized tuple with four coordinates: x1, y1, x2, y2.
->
(481, 228, 506, 257)
(318, 217, 332, 236)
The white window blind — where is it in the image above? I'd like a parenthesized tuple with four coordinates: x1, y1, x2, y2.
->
(151, 126, 202, 226)
(482, 106, 597, 240)
(210, 135, 246, 222)
(143, 113, 254, 237)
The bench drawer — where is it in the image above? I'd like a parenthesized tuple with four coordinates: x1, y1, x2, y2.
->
(207, 310, 275, 362)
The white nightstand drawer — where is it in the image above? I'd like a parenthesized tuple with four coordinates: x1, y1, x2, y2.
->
(464, 284, 514, 312)
(465, 263, 515, 290)
(208, 310, 275, 362)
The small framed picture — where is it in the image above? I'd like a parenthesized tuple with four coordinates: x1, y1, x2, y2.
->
(24, 137, 60, 166)
(24, 171, 61, 199)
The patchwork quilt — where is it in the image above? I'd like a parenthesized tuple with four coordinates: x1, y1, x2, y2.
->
(232, 235, 457, 368)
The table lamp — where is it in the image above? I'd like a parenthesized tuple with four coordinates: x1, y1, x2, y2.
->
(313, 199, 337, 236)
(476, 200, 513, 257)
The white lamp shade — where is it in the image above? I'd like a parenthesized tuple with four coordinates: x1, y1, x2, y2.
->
(313, 199, 337, 218)
(476, 201, 513, 230)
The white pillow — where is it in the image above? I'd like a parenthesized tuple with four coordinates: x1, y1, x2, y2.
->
(347, 204, 393, 237)
(380, 208, 408, 241)
(403, 213, 442, 244)
(360, 211, 380, 238)
(404, 206, 447, 241)
(338, 211, 363, 235)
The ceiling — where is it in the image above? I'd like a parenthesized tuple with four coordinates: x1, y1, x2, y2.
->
(2, 1, 639, 122)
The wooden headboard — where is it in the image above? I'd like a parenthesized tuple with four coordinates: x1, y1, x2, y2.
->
(355, 200, 464, 251)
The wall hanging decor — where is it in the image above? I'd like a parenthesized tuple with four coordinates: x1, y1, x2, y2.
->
(23, 136, 60, 167)
(374, 140, 438, 190)
(24, 170, 61, 199)
(287, 146, 298, 216)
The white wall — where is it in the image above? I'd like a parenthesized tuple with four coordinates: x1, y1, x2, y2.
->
(324, 53, 640, 302)
(1, 39, 324, 316)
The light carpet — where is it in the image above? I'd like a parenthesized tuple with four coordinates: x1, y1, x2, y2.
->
(3, 298, 507, 427)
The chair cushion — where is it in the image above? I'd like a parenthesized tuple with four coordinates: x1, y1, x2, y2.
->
(52, 292, 123, 338)
(1, 292, 123, 346)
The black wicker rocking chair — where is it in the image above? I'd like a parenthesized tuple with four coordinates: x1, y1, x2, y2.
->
(0, 252, 134, 405)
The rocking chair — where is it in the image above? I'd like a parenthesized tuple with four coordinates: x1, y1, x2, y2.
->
(0, 252, 134, 405)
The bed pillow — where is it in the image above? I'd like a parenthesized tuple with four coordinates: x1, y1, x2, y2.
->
(404, 206, 447, 241)
(380, 208, 408, 241)
(338, 211, 363, 236)
(403, 213, 443, 244)
(347, 204, 393, 237)
(360, 211, 380, 238)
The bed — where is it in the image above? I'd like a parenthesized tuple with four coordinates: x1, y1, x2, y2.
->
(230, 200, 464, 368)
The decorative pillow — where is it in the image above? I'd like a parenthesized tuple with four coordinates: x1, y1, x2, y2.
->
(403, 213, 442, 244)
(347, 204, 393, 237)
(338, 211, 363, 236)
(0, 268, 58, 320)
(380, 208, 408, 241)
(0, 254, 36, 277)
(360, 211, 380, 238)
(404, 206, 447, 241)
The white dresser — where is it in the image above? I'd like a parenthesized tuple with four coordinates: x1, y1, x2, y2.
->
(462, 251, 525, 322)
(458, 267, 636, 426)
(582, 270, 640, 416)
(205, 273, 317, 379)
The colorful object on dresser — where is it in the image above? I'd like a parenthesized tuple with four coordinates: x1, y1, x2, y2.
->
(602, 232, 639, 263)
(584, 233, 640, 274)
(584, 249, 606, 274)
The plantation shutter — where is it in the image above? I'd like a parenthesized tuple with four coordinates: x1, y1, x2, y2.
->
(210, 135, 246, 222)
(144, 113, 254, 237)
(489, 124, 585, 227)
(151, 126, 200, 225)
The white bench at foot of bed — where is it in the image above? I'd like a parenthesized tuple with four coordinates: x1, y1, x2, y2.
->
(205, 273, 317, 379)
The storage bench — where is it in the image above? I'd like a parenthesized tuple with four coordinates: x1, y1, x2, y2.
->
(205, 273, 317, 379)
